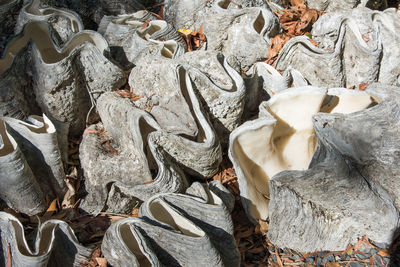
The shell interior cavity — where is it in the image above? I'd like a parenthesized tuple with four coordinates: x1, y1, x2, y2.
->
(0, 211, 92, 266)
(229, 85, 376, 222)
(0, 114, 66, 214)
(101, 181, 239, 267)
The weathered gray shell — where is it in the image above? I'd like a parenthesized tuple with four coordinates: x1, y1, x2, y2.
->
(229, 59, 400, 251)
(0, 0, 23, 49)
(102, 181, 238, 267)
(267, 83, 400, 252)
(164, 0, 280, 68)
(305, 0, 387, 11)
(229, 82, 375, 223)
(79, 68, 221, 214)
(0, 211, 92, 266)
(0, 21, 125, 135)
(275, 7, 400, 88)
(15, 0, 84, 46)
(98, 12, 184, 67)
(0, 114, 66, 214)
(130, 48, 246, 144)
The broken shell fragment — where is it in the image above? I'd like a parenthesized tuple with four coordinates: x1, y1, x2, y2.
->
(0, 21, 125, 135)
(102, 181, 238, 266)
(229, 85, 374, 223)
(276, 7, 400, 88)
(0, 211, 92, 266)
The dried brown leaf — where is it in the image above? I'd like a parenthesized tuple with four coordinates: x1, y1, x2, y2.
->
(95, 257, 107, 267)
(359, 82, 369, 91)
(6, 243, 12, 267)
(377, 249, 390, 257)
(47, 199, 58, 212)
(268, 34, 291, 59)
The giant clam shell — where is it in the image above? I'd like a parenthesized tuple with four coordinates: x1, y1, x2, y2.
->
(130, 47, 246, 144)
(164, 0, 280, 68)
(102, 181, 238, 267)
(0, 21, 125, 135)
(305, 0, 387, 11)
(15, 0, 83, 46)
(267, 83, 400, 251)
(0, 211, 92, 266)
(0, 0, 23, 49)
(229, 83, 375, 223)
(39, 0, 147, 29)
(0, 114, 66, 214)
(98, 12, 184, 67)
(275, 7, 400, 88)
(79, 69, 221, 214)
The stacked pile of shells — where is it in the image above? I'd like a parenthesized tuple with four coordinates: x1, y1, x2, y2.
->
(1, 0, 399, 265)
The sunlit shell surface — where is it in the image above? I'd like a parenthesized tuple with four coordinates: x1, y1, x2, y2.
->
(0, 211, 92, 266)
(101, 181, 239, 267)
(276, 7, 400, 88)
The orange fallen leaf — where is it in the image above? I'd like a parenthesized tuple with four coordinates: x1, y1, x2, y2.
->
(95, 257, 107, 267)
(377, 249, 390, 257)
(290, 0, 306, 8)
(370, 255, 374, 266)
(6, 243, 12, 267)
(359, 82, 369, 91)
(275, 245, 284, 267)
(179, 24, 207, 52)
(141, 18, 150, 29)
(47, 198, 58, 212)
(268, 34, 291, 59)
(83, 128, 99, 136)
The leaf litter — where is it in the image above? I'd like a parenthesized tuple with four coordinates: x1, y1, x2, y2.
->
(267, 0, 323, 65)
